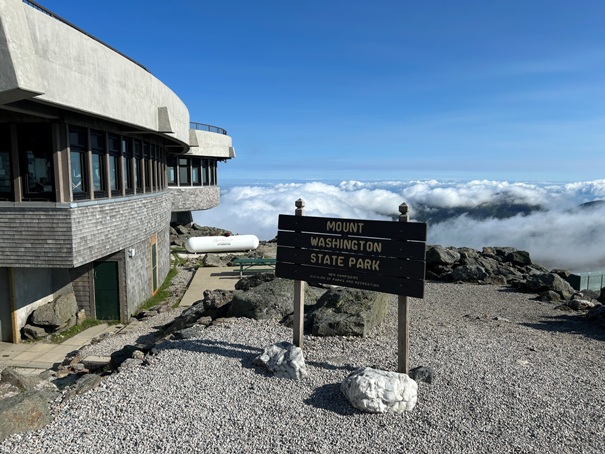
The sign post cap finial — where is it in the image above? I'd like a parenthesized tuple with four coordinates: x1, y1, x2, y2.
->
(399, 202, 409, 215)
(295, 198, 305, 209)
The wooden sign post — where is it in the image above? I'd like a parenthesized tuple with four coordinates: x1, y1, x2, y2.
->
(276, 200, 427, 373)
(293, 198, 305, 348)
(398, 203, 410, 374)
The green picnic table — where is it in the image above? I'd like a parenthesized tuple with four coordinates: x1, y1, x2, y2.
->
(232, 258, 277, 278)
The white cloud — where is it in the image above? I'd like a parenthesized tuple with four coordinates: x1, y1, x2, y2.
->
(193, 179, 605, 271)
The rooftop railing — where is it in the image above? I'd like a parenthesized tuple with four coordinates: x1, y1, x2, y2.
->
(23, 0, 149, 72)
(190, 122, 228, 135)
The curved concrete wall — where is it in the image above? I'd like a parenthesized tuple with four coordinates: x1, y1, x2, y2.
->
(170, 186, 220, 212)
(189, 130, 236, 159)
(0, 0, 190, 147)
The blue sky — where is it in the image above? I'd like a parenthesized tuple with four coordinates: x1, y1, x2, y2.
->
(41, 0, 605, 183)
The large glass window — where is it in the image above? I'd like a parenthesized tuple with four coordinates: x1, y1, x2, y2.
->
(143, 142, 152, 192)
(134, 140, 143, 192)
(122, 137, 133, 193)
(178, 158, 189, 185)
(202, 159, 209, 186)
(19, 123, 54, 201)
(90, 130, 106, 197)
(108, 133, 121, 196)
(191, 159, 201, 186)
(69, 126, 88, 199)
(0, 124, 12, 200)
(166, 157, 177, 186)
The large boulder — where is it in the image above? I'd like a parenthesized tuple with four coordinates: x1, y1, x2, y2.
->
(341, 367, 418, 413)
(0, 391, 54, 441)
(228, 278, 315, 320)
(426, 245, 460, 265)
(525, 273, 576, 300)
(30, 293, 78, 330)
(308, 287, 389, 337)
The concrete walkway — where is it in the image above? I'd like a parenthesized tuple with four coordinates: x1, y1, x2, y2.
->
(179, 266, 240, 307)
(0, 323, 122, 376)
(0, 266, 240, 375)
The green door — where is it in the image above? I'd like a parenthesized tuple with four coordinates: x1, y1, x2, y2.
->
(94, 262, 120, 320)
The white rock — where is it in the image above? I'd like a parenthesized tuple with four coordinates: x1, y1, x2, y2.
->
(341, 367, 418, 413)
(253, 341, 308, 380)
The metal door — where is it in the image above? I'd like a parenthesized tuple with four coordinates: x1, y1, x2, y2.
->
(94, 262, 120, 320)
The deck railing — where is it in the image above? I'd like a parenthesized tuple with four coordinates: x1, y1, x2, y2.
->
(190, 122, 227, 135)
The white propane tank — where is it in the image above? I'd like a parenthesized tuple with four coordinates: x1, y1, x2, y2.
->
(184, 235, 260, 253)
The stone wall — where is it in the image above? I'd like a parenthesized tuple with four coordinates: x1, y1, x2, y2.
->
(170, 186, 220, 212)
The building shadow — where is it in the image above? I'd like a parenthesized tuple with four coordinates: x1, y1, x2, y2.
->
(521, 314, 605, 342)
(161, 338, 264, 370)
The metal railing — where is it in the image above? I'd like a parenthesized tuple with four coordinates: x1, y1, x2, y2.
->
(190, 122, 227, 135)
(23, 0, 150, 73)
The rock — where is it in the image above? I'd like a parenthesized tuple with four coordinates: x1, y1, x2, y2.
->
(110, 345, 148, 370)
(341, 367, 418, 413)
(525, 273, 576, 300)
(253, 341, 308, 380)
(567, 299, 598, 310)
(0, 391, 54, 441)
(202, 289, 234, 318)
(451, 265, 488, 282)
(176, 225, 189, 235)
(586, 306, 605, 326)
(426, 245, 460, 265)
(408, 366, 434, 384)
(598, 288, 605, 304)
(539, 290, 562, 302)
(30, 293, 78, 330)
(21, 324, 48, 340)
(484, 275, 507, 286)
(228, 278, 315, 320)
(172, 325, 207, 340)
(202, 254, 235, 267)
(63, 374, 103, 400)
(1, 368, 33, 391)
(234, 273, 276, 291)
(308, 288, 389, 337)
(504, 250, 532, 266)
(165, 300, 208, 334)
(76, 309, 87, 325)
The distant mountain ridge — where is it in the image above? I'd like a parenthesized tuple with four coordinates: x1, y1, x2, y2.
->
(410, 202, 544, 224)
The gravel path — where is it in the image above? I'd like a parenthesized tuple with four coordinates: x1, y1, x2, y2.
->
(2, 282, 604, 453)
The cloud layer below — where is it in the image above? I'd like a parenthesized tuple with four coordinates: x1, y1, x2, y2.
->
(193, 179, 605, 272)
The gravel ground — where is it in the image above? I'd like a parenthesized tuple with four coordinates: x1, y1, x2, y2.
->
(2, 282, 605, 453)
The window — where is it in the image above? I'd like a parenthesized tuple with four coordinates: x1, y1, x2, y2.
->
(19, 123, 54, 201)
(134, 140, 143, 192)
(108, 133, 121, 195)
(150, 236, 158, 294)
(69, 126, 88, 199)
(122, 137, 133, 193)
(166, 157, 176, 186)
(191, 158, 202, 186)
(202, 159, 209, 186)
(178, 158, 189, 185)
(0, 124, 12, 201)
(90, 130, 106, 197)
(143, 142, 152, 192)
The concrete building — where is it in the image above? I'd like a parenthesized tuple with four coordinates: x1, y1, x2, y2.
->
(0, 0, 235, 342)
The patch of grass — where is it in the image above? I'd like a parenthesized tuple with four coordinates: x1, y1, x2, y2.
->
(49, 319, 117, 344)
(137, 267, 179, 313)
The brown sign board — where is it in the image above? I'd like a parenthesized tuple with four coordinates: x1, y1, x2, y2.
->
(275, 214, 427, 298)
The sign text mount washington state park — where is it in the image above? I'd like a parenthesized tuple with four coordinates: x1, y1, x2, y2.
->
(275, 215, 427, 298)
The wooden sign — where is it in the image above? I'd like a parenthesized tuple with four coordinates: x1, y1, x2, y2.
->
(275, 214, 427, 298)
